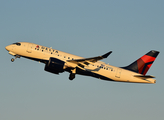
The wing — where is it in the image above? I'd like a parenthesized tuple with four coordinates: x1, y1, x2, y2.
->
(67, 51, 112, 66)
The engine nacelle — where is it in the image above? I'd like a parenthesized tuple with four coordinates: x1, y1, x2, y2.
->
(44, 57, 65, 74)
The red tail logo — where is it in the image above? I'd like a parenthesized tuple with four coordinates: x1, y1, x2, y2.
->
(123, 50, 159, 75)
(137, 55, 156, 75)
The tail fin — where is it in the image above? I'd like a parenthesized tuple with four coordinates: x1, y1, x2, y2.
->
(123, 50, 159, 75)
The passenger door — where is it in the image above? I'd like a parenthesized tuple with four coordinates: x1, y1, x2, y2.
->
(115, 68, 122, 78)
(27, 43, 33, 53)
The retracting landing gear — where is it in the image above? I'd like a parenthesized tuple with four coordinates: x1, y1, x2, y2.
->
(69, 68, 76, 80)
(11, 55, 20, 62)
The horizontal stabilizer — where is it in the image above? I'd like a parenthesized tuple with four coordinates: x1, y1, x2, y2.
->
(134, 75, 155, 79)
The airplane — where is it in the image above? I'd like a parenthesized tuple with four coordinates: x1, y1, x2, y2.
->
(5, 42, 159, 84)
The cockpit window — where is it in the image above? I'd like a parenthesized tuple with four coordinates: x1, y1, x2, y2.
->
(13, 42, 21, 46)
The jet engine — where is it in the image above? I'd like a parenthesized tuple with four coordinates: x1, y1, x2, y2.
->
(44, 57, 65, 74)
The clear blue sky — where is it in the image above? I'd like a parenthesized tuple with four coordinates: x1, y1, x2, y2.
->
(1, 0, 164, 120)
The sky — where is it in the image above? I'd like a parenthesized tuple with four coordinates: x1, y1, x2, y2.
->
(0, 0, 164, 120)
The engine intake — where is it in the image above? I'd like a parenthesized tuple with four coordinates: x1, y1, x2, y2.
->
(44, 57, 65, 74)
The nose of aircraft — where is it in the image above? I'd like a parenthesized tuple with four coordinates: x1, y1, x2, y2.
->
(5, 45, 11, 51)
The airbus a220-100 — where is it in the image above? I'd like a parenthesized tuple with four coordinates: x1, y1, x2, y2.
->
(5, 42, 159, 83)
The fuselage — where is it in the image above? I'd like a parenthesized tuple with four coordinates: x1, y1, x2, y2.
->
(5, 42, 156, 83)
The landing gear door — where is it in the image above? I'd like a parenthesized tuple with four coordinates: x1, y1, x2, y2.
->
(27, 43, 33, 53)
(115, 68, 122, 78)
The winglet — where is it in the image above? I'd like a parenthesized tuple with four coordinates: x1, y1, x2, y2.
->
(102, 51, 112, 58)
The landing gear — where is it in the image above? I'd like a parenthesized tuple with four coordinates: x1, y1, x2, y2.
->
(11, 58, 15, 62)
(69, 68, 76, 80)
(69, 73, 76, 80)
(11, 55, 20, 62)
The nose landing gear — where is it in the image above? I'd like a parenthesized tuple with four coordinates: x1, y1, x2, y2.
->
(11, 58, 15, 62)
(11, 55, 20, 62)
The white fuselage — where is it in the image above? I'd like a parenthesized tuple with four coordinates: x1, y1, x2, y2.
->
(5, 42, 156, 83)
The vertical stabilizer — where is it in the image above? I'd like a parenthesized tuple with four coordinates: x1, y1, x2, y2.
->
(123, 50, 159, 75)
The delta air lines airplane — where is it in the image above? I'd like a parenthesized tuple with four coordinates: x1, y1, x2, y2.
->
(5, 42, 159, 83)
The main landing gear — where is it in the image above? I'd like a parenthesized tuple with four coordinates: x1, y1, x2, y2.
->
(11, 55, 20, 62)
(69, 68, 76, 80)
(69, 73, 75, 80)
